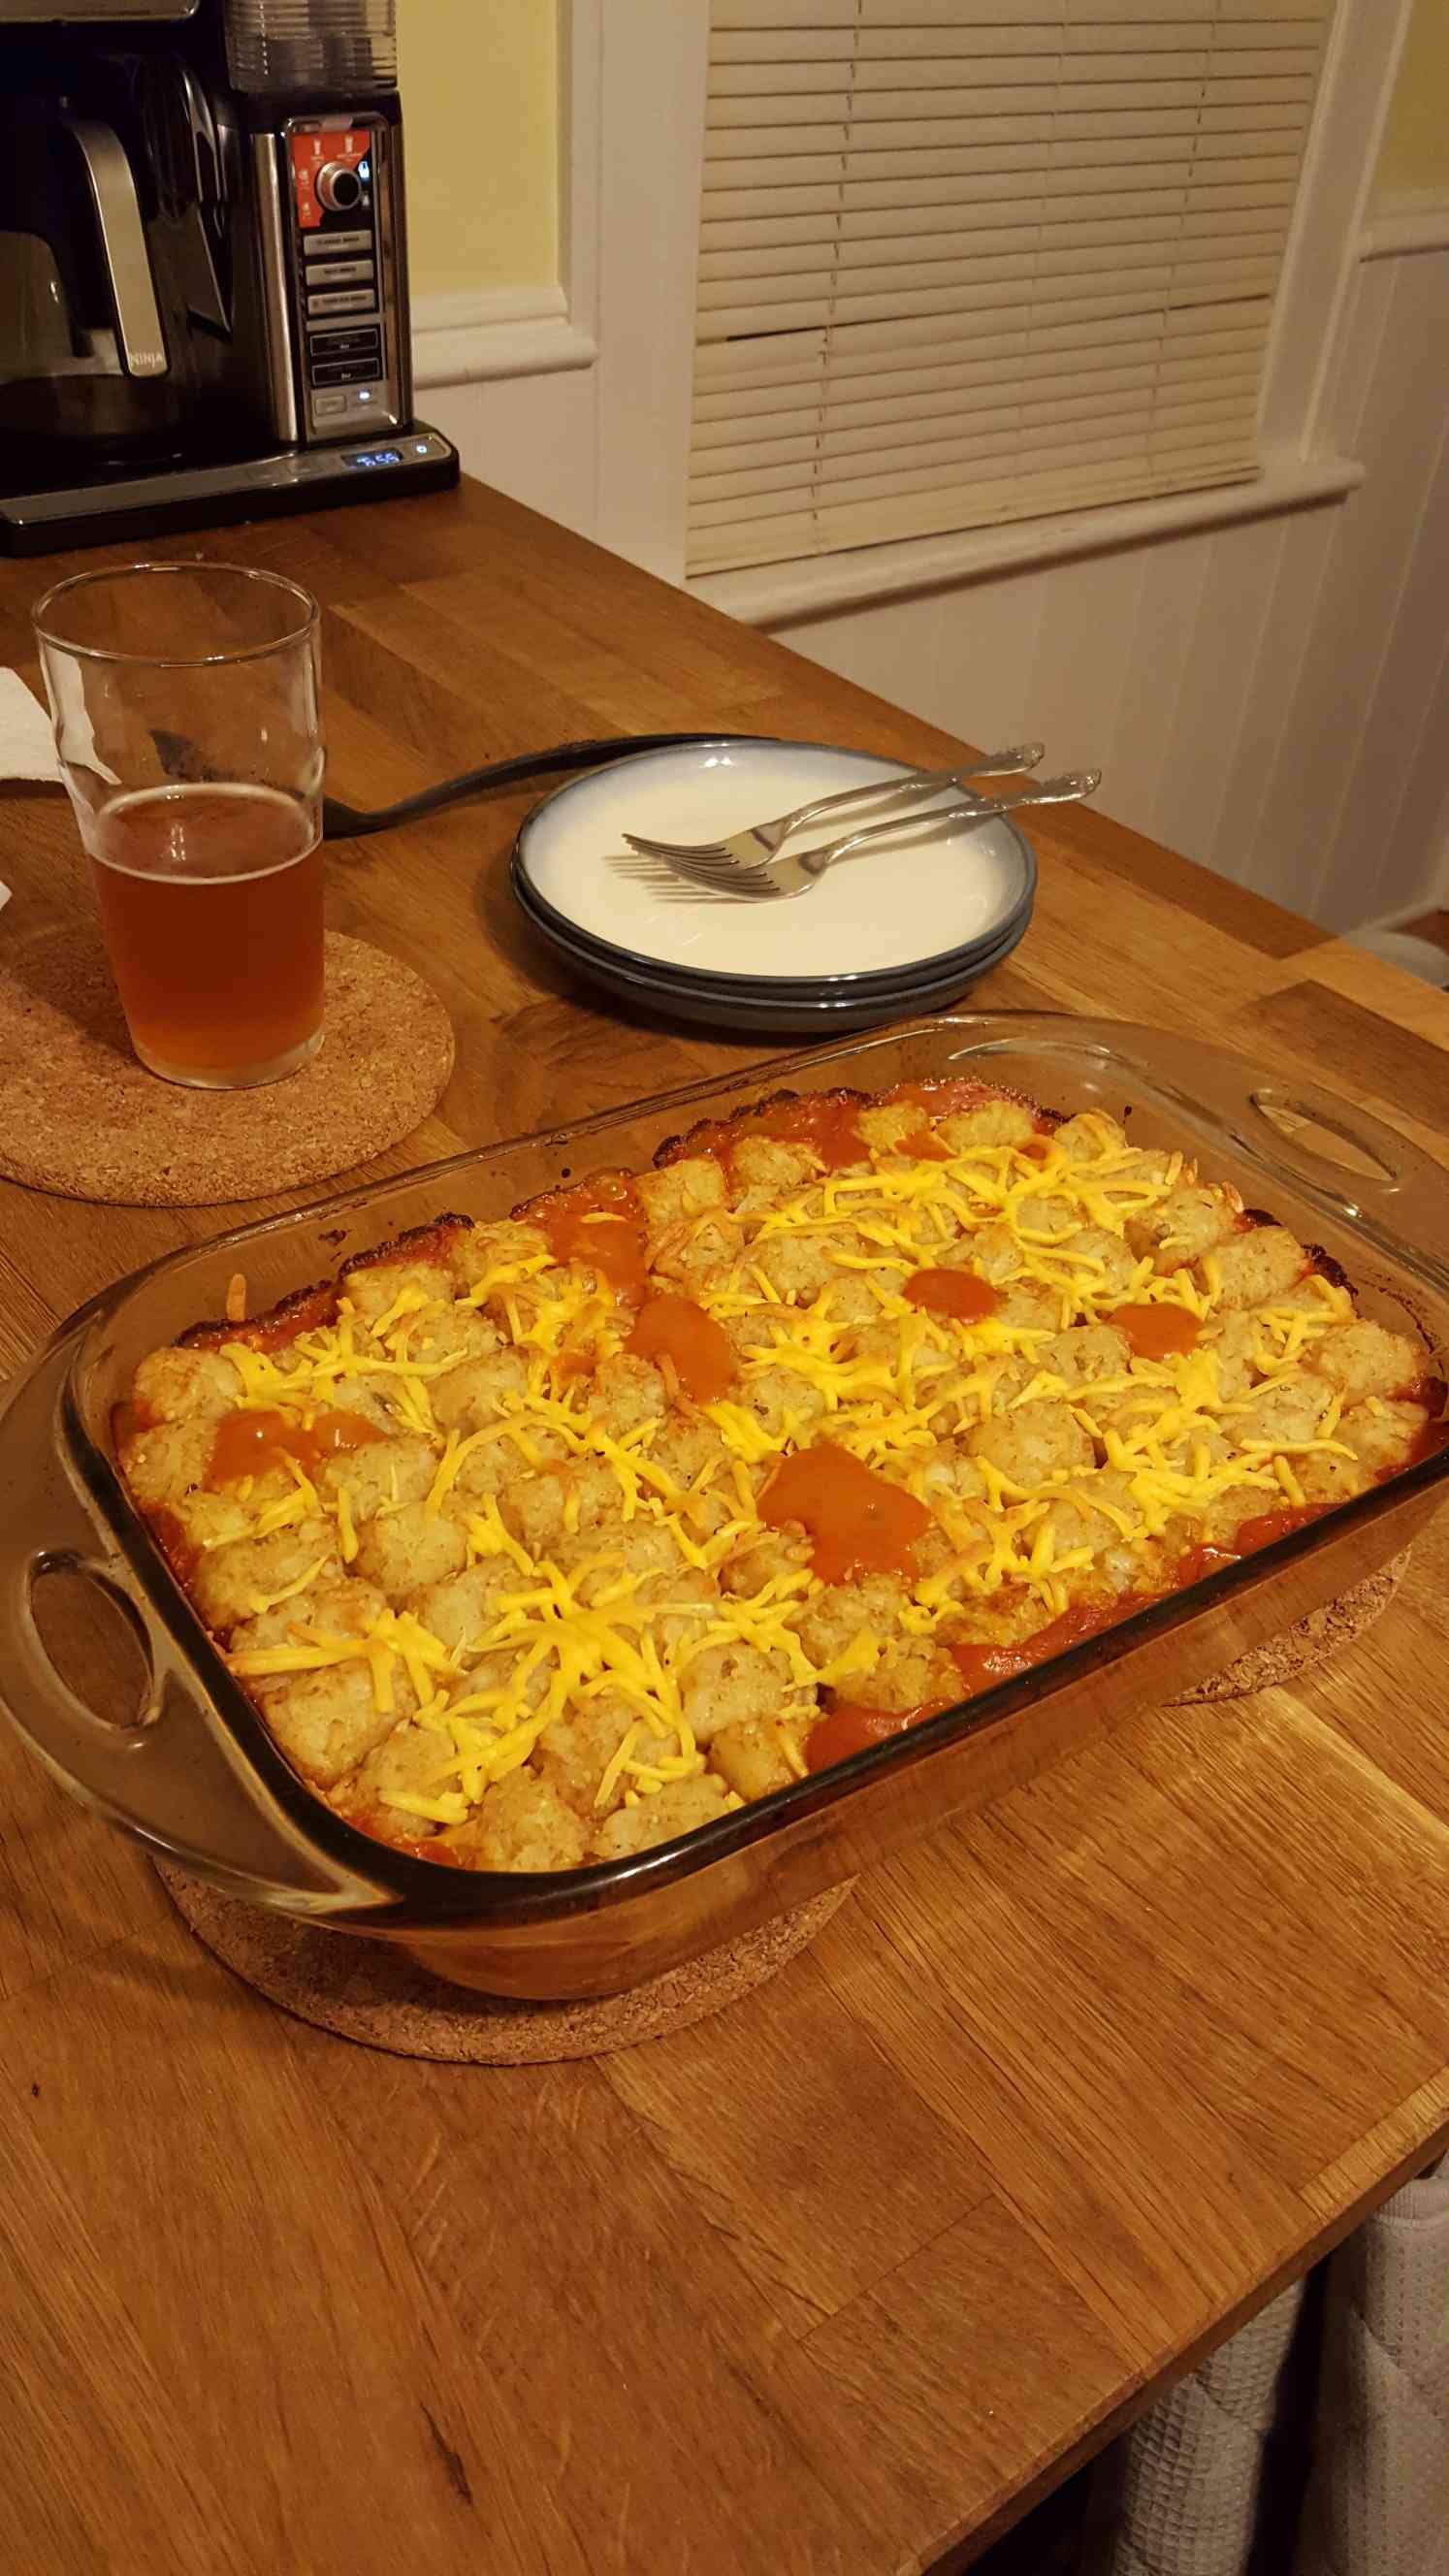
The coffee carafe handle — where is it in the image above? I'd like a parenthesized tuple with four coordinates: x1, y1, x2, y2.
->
(61, 116, 169, 381)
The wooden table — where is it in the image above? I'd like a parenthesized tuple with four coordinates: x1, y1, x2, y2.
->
(2, 479, 1447, 2576)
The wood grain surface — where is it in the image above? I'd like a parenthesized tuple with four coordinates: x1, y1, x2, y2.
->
(1, 478, 1446, 2576)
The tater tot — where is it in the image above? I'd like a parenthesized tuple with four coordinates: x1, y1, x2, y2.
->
(589, 1773, 733, 1860)
(680, 1641, 789, 1744)
(710, 1716, 804, 1801)
(343, 1254, 456, 1332)
(354, 1501, 467, 1594)
(193, 1523, 342, 1633)
(260, 1661, 405, 1790)
(120, 1064, 1433, 1882)
(130, 1346, 244, 1426)
(731, 1137, 821, 1205)
(1201, 1227, 1308, 1311)
(970, 1401, 1095, 1486)
(1304, 1320, 1422, 1403)
(936, 1101, 1037, 1150)
(1126, 1183, 1242, 1271)
(438, 1772, 587, 1872)
(1051, 1111, 1129, 1161)
(119, 1417, 217, 1512)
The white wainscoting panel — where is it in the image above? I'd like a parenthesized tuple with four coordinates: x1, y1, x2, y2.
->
(1294, 247, 1449, 922)
(422, 367, 600, 546)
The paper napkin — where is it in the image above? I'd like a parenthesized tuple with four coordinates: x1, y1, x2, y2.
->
(0, 667, 62, 784)
(0, 667, 64, 916)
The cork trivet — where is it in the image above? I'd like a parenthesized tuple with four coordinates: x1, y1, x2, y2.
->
(0, 926, 453, 1208)
(154, 1864, 853, 2064)
(1171, 1551, 1409, 1703)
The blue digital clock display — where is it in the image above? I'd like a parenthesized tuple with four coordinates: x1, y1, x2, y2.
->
(344, 448, 404, 469)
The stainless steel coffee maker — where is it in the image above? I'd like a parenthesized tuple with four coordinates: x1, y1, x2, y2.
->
(0, 0, 456, 551)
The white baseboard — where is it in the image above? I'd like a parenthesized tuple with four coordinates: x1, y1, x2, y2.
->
(411, 283, 597, 391)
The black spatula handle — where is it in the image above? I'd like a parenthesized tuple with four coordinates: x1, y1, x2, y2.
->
(321, 732, 763, 840)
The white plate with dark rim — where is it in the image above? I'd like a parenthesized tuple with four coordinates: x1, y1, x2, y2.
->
(510, 738, 1037, 1010)
(515, 880, 1032, 1032)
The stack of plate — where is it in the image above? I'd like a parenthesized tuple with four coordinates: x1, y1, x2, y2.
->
(510, 738, 1035, 1033)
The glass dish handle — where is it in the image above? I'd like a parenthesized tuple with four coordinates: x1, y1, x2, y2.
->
(1235, 1081, 1445, 1258)
(1018, 1017, 1449, 1275)
(1239, 1080, 1419, 1192)
(0, 1326, 383, 1912)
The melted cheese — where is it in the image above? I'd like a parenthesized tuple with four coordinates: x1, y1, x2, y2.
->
(242, 1556, 332, 1619)
(131, 1082, 1427, 1864)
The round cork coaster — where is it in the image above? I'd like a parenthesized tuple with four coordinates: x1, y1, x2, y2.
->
(154, 1865, 853, 2064)
(1171, 1550, 1409, 1703)
(0, 926, 453, 1208)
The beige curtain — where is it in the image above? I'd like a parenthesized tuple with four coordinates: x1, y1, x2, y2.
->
(1081, 2160, 1449, 2576)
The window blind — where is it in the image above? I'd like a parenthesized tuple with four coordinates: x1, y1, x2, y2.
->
(687, 0, 1334, 575)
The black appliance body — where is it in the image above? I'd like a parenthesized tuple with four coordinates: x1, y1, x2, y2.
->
(0, 0, 457, 553)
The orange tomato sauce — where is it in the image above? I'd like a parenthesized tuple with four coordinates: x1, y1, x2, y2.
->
(755, 1094, 869, 1169)
(1108, 1302, 1202, 1360)
(904, 1268, 1000, 1324)
(941, 1492, 1380, 1705)
(664, 1088, 870, 1177)
(760, 1439, 930, 1584)
(1230, 1504, 1329, 1554)
(532, 1175, 647, 1303)
(1174, 1543, 1241, 1588)
(657, 1075, 1049, 1185)
(148, 1506, 200, 1584)
(626, 1293, 735, 1403)
(207, 1405, 383, 1488)
(549, 1346, 595, 1385)
(805, 1697, 953, 1773)
(947, 1594, 1161, 1696)
(903, 1128, 954, 1163)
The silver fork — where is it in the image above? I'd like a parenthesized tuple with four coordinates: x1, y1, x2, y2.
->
(620, 742, 1044, 884)
(623, 769, 1100, 900)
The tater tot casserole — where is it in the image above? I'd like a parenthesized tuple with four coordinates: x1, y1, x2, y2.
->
(115, 1077, 1446, 1874)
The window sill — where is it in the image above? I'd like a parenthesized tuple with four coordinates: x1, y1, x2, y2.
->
(1360, 189, 1449, 262)
(411, 286, 597, 392)
(688, 451, 1364, 629)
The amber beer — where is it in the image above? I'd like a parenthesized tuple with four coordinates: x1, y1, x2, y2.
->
(33, 562, 326, 1091)
(90, 783, 324, 1086)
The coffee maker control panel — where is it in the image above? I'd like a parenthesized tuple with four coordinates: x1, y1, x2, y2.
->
(254, 108, 409, 447)
(290, 115, 397, 436)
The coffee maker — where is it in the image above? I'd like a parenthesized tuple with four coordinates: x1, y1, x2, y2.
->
(0, 0, 457, 552)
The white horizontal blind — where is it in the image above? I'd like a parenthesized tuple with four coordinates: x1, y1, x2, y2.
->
(687, 0, 1334, 574)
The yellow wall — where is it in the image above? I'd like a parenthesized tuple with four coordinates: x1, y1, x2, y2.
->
(1374, 0, 1449, 203)
(397, 0, 1444, 294)
(398, 0, 559, 300)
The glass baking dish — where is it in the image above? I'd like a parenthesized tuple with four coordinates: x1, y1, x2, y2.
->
(3, 1014, 1447, 2001)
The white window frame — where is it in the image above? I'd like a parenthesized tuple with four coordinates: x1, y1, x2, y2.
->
(569, 0, 1416, 616)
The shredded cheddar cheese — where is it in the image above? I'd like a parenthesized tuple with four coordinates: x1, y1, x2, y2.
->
(117, 1078, 1437, 1879)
